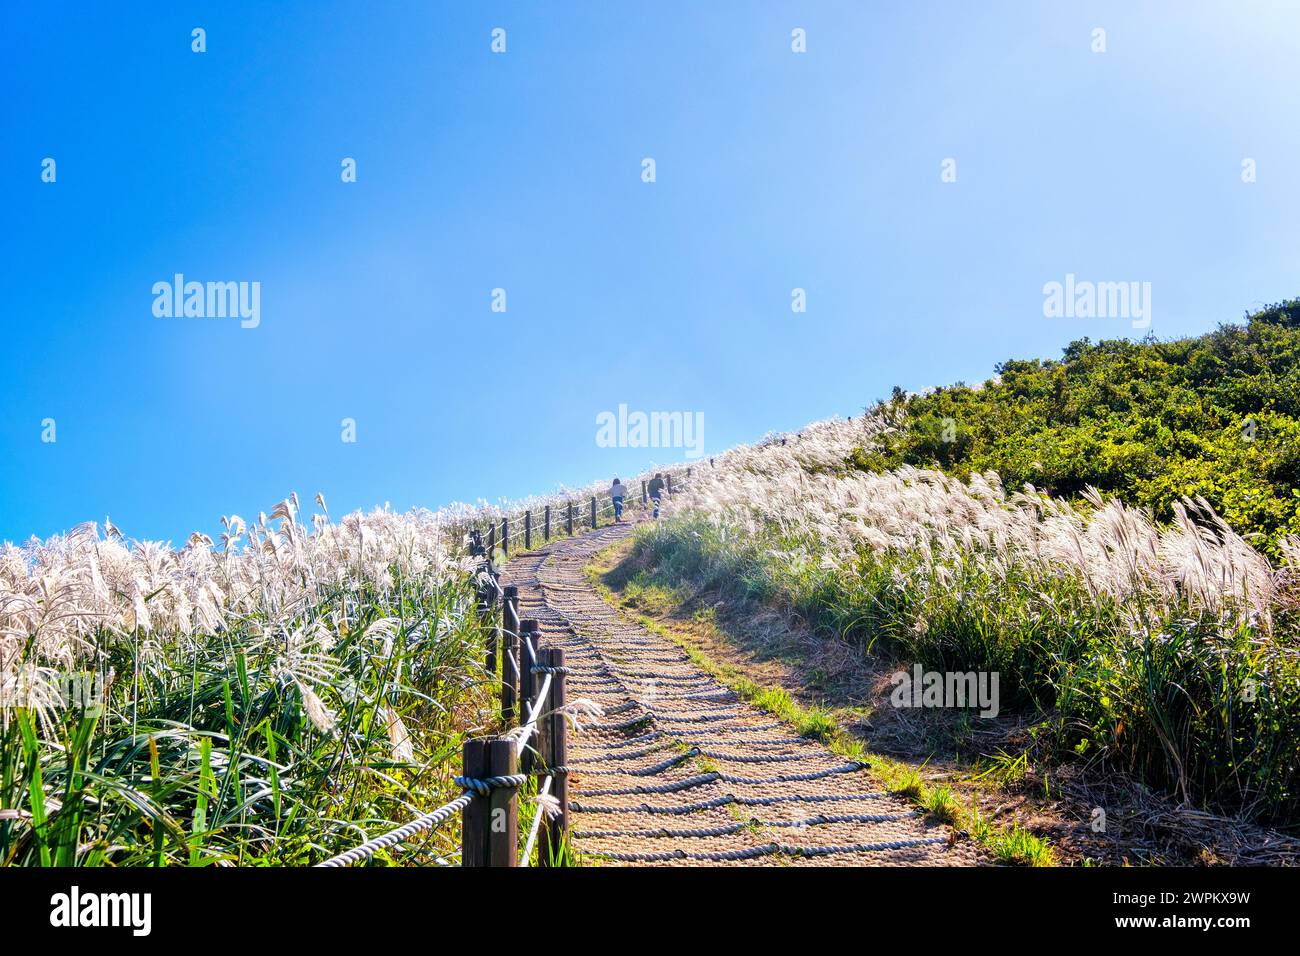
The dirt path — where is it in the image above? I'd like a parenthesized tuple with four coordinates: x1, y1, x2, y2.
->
(500, 522, 984, 866)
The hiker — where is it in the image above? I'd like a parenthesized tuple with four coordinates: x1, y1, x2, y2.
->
(647, 472, 666, 518)
(611, 477, 626, 521)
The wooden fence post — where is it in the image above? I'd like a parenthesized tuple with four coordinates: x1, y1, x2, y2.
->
(501, 517, 509, 556)
(566, 501, 573, 535)
(641, 480, 648, 505)
(667, 474, 674, 494)
(460, 738, 519, 868)
(524, 510, 532, 550)
(501, 586, 519, 722)
(488, 738, 519, 867)
(544, 505, 551, 541)
(590, 496, 597, 529)
(537, 647, 568, 867)
(519, 619, 540, 775)
(461, 738, 491, 867)
(479, 573, 496, 679)
(487, 522, 495, 557)
(462, 738, 518, 867)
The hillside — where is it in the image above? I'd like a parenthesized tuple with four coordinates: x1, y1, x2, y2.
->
(631, 395, 1300, 841)
(8, 302, 1300, 869)
(851, 299, 1300, 553)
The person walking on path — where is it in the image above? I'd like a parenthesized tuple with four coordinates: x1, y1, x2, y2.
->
(647, 473, 666, 518)
(611, 477, 626, 521)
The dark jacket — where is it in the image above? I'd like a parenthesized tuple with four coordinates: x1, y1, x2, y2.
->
(647, 477, 665, 498)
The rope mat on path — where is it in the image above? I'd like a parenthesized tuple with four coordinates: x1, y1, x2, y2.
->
(499, 522, 986, 867)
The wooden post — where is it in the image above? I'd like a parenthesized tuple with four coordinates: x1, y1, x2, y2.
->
(501, 517, 509, 556)
(519, 619, 540, 775)
(566, 501, 573, 535)
(524, 510, 531, 550)
(461, 738, 491, 867)
(489, 738, 519, 867)
(537, 647, 568, 867)
(479, 574, 496, 678)
(462, 738, 518, 868)
(486, 522, 496, 557)
(488, 738, 518, 867)
(590, 496, 597, 529)
(641, 480, 648, 505)
(544, 505, 551, 541)
(667, 474, 674, 494)
(687, 467, 692, 478)
(501, 586, 519, 722)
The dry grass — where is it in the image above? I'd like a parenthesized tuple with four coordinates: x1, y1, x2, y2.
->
(598, 534, 1300, 866)
(646, 415, 1300, 830)
(1, 493, 494, 866)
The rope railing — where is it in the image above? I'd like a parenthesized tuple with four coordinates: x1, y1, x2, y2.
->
(318, 466, 701, 868)
(317, 562, 584, 867)
(514, 671, 553, 758)
(462, 466, 695, 558)
(315, 791, 477, 868)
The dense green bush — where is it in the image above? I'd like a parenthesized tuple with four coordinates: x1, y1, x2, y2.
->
(854, 300, 1300, 553)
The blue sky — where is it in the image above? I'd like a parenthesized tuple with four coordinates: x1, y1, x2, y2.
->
(3, 1, 1299, 544)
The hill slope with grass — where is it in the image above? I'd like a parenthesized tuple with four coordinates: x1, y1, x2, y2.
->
(626, 304, 1300, 846)
(8, 300, 1300, 867)
(851, 299, 1300, 554)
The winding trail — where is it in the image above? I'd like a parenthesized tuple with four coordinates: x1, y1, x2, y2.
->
(500, 521, 984, 866)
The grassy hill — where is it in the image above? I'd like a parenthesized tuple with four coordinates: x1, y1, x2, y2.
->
(623, 306, 1300, 837)
(852, 299, 1300, 553)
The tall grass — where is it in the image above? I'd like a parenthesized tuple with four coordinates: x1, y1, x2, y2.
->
(639, 418, 1300, 828)
(1, 464, 695, 867)
(1, 496, 492, 865)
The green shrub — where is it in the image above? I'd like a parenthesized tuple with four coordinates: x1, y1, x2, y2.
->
(855, 300, 1300, 554)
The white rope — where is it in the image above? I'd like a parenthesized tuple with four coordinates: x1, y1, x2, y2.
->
(316, 791, 476, 867)
(514, 672, 554, 756)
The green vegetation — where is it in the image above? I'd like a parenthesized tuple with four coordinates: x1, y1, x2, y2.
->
(632, 505, 1300, 830)
(1, 578, 489, 867)
(853, 299, 1300, 552)
(1, 508, 493, 867)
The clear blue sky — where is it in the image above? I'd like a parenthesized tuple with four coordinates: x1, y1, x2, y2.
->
(3, 1, 1299, 544)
